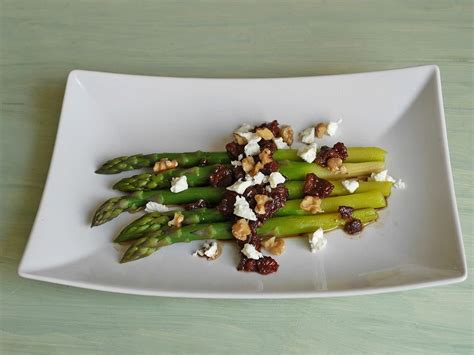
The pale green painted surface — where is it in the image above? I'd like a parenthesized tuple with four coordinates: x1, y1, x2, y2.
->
(1, 0, 472, 354)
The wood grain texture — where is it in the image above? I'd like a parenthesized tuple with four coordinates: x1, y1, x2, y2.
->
(1, 0, 472, 354)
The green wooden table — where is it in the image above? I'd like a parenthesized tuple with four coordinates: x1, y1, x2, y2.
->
(1, 1, 472, 353)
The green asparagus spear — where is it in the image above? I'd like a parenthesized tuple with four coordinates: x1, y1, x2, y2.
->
(92, 179, 392, 226)
(113, 165, 221, 192)
(279, 160, 385, 180)
(115, 190, 387, 242)
(113, 160, 386, 192)
(121, 208, 379, 263)
(276, 190, 386, 216)
(97, 147, 386, 175)
(91, 187, 224, 227)
(115, 208, 226, 243)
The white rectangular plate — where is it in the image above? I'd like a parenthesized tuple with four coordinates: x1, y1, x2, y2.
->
(19, 66, 466, 298)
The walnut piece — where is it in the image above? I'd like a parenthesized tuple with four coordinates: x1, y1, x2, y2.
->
(254, 194, 272, 215)
(259, 148, 273, 166)
(315, 123, 327, 138)
(233, 133, 247, 145)
(279, 125, 294, 145)
(167, 211, 184, 227)
(153, 158, 178, 173)
(300, 196, 323, 214)
(256, 127, 274, 140)
(327, 157, 343, 172)
(261, 236, 285, 255)
(242, 156, 255, 174)
(251, 161, 264, 176)
(232, 219, 251, 240)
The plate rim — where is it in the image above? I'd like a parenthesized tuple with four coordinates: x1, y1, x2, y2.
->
(18, 65, 467, 298)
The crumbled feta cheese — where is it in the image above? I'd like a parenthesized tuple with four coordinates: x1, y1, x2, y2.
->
(241, 243, 263, 260)
(227, 178, 253, 194)
(231, 160, 242, 167)
(193, 240, 219, 258)
(234, 123, 254, 135)
(297, 143, 318, 163)
(265, 185, 273, 193)
(273, 137, 289, 149)
(251, 172, 267, 185)
(299, 127, 315, 144)
(170, 176, 188, 193)
(144, 202, 178, 213)
(244, 140, 261, 156)
(394, 179, 406, 190)
(233, 196, 257, 221)
(369, 170, 396, 183)
(239, 131, 262, 143)
(238, 154, 244, 160)
(326, 119, 342, 136)
(341, 179, 359, 193)
(268, 172, 286, 188)
(370, 170, 388, 181)
(309, 228, 327, 253)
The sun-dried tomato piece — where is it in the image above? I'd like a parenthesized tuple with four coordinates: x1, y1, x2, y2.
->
(260, 161, 279, 175)
(258, 139, 277, 153)
(256, 256, 279, 274)
(209, 164, 234, 187)
(303, 173, 334, 198)
(344, 218, 363, 234)
(225, 141, 244, 160)
(315, 142, 348, 167)
(338, 206, 354, 220)
(237, 257, 258, 272)
(216, 191, 237, 216)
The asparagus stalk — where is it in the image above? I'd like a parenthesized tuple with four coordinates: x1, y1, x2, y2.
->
(276, 191, 386, 217)
(279, 160, 385, 181)
(115, 190, 386, 242)
(97, 147, 386, 175)
(113, 165, 219, 192)
(96, 151, 229, 174)
(92, 178, 391, 227)
(115, 208, 226, 243)
(121, 208, 379, 263)
(113, 160, 386, 192)
(91, 187, 225, 227)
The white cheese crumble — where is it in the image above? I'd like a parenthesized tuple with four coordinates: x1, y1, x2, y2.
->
(394, 179, 406, 190)
(326, 119, 342, 136)
(231, 160, 242, 167)
(238, 154, 244, 160)
(297, 143, 318, 163)
(144, 202, 178, 213)
(268, 172, 286, 188)
(309, 228, 327, 253)
(250, 172, 267, 185)
(369, 170, 396, 182)
(273, 137, 289, 149)
(193, 240, 219, 258)
(226, 178, 253, 194)
(170, 176, 188, 193)
(244, 140, 261, 156)
(239, 131, 262, 143)
(234, 123, 254, 135)
(341, 179, 359, 193)
(241, 243, 263, 260)
(233, 196, 257, 221)
(299, 127, 315, 144)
